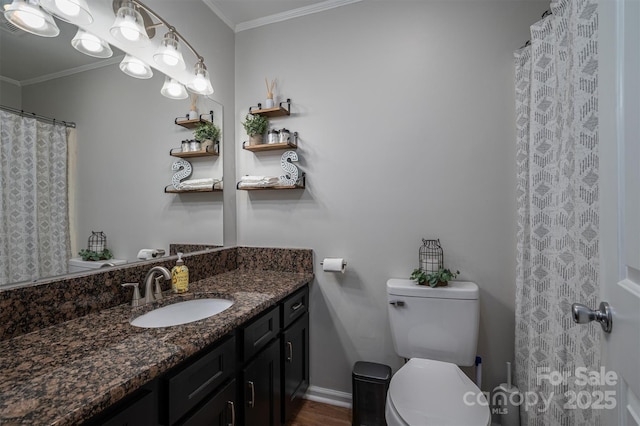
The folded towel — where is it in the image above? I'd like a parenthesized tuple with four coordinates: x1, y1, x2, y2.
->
(240, 175, 279, 184)
(178, 178, 221, 190)
(237, 180, 279, 189)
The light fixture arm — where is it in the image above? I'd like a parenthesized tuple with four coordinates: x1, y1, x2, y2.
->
(128, 0, 204, 62)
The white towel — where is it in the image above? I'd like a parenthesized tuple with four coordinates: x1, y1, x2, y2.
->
(178, 178, 221, 190)
(238, 175, 279, 188)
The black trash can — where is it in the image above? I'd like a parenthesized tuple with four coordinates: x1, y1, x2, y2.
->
(352, 361, 392, 426)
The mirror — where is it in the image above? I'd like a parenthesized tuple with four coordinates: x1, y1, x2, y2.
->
(0, 14, 224, 288)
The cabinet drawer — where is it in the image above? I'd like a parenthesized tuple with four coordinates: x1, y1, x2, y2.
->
(165, 335, 235, 425)
(281, 285, 308, 329)
(179, 379, 236, 426)
(241, 305, 280, 362)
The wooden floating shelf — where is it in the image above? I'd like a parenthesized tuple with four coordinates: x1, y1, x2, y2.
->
(170, 144, 219, 158)
(243, 141, 297, 152)
(237, 184, 304, 191)
(164, 185, 222, 194)
(249, 99, 291, 117)
(174, 111, 214, 129)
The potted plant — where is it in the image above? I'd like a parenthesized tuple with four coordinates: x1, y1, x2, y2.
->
(242, 113, 269, 145)
(193, 121, 220, 152)
(410, 267, 459, 287)
(78, 248, 113, 261)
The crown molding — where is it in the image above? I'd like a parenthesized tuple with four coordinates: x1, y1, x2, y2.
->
(201, 0, 236, 31)
(20, 56, 124, 86)
(236, 0, 362, 32)
(0, 75, 21, 87)
(203, 0, 363, 33)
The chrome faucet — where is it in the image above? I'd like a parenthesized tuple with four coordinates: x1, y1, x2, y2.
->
(143, 266, 171, 304)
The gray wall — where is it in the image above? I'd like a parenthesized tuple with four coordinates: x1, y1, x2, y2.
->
(21, 0, 235, 261)
(235, 1, 545, 395)
(0, 80, 21, 108)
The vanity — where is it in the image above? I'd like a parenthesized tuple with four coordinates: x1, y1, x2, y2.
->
(0, 247, 313, 426)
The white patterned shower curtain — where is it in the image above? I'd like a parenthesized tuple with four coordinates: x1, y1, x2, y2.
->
(0, 111, 71, 286)
(514, 0, 600, 425)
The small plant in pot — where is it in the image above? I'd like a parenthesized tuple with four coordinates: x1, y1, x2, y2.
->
(410, 268, 459, 287)
(193, 121, 220, 152)
(242, 113, 269, 145)
(78, 248, 113, 261)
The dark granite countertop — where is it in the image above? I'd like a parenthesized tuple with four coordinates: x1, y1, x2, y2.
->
(0, 269, 313, 425)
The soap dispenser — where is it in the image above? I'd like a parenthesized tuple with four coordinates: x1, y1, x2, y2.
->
(171, 252, 189, 293)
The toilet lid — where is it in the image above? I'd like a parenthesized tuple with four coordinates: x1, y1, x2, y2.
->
(388, 358, 490, 426)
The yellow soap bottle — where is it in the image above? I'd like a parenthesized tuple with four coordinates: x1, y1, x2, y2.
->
(171, 252, 189, 293)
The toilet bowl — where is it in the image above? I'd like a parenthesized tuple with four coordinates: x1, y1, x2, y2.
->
(385, 358, 490, 426)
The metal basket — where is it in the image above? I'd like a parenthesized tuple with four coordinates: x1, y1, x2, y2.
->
(88, 231, 107, 253)
(419, 239, 443, 274)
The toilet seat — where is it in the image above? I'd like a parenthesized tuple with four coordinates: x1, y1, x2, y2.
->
(386, 358, 491, 426)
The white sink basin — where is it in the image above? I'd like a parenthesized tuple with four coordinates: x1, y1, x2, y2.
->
(130, 298, 234, 328)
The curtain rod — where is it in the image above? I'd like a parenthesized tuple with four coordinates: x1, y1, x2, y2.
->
(0, 105, 76, 128)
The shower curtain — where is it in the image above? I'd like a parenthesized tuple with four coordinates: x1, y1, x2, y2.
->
(0, 111, 71, 286)
(514, 0, 600, 425)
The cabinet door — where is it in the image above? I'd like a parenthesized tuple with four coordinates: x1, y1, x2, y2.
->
(282, 312, 309, 424)
(242, 338, 281, 426)
(84, 380, 158, 426)
(180, 380, 236, 426)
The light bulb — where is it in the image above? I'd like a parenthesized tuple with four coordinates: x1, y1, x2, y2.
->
(54, 0, 79, 16)
(14, 8, 46, 29)
(119, 15, 140, 41)
(119, 55, 152, 79)
(191, 75, 207, 92)
(79, 33, 101, 52)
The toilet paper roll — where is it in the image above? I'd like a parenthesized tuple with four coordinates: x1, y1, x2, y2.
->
(322, 258, 346, 273)
(137, 249, 160, 260)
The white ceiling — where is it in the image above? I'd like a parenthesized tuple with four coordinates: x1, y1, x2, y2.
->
(0, 0, 359, 84)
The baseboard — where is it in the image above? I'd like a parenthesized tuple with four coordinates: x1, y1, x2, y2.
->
(304, 385, 352, 408)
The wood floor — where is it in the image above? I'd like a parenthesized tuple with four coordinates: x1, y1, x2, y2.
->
(289, 399, 352, 426)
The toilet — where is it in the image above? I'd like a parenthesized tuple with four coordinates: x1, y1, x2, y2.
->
(386, 279, 490, 426)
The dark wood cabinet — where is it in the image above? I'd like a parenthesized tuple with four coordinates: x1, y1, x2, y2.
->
(281, 311, 309, 424)
(242, 338, 281, 426)
(83, 380, 159, 426)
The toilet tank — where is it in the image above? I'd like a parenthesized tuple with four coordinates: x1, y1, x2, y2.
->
(387, 279, 479, 367)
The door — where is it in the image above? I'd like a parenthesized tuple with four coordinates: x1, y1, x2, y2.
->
(243, 338, 281, 426)
(282, 312, 310, 424)
(599, 0, 640, 424)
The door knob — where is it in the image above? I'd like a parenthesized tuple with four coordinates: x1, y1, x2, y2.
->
(571, 302, 612, 333)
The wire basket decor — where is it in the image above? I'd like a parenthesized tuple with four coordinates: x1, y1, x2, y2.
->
(88, 231, 107, 253)
(419, 239, 443, 274)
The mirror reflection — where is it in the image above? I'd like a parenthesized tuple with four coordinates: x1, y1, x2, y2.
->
(0, 17, 224, 288)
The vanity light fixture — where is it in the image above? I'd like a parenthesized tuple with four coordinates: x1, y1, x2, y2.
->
(110, 0, 149, 46)
(119, 54, 153, 79)
(160, 76, 188, 100)
(71, 29, 113, 58)
(110, 0, 215, 99)
(153, 29, 186, 70)
(4, 0, 59, 37)
(39, 0, 93, 25)
(187, 59, 214, 96)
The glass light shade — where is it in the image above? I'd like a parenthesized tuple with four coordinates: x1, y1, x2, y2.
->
(40, 0, 93, 25)
(4, 0, 59, 37)
(161, 76, 188, 100)
(109, 1, 148, 46)
(186, 61, 214, 95)
(153, 31, 186, 70)
(71, 29, 112, 58)
(119, 54, 153, 79)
